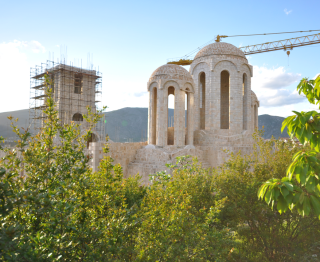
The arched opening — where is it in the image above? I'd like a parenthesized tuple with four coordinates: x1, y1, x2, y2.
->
(167, 86, 175, 145)
(72, 113, 83, 121)
(152, 87, 157, 144)
(220, 70, 230, 129)
(185, 92, 188, 145)
(199, 72, 206, 129)
(74, 73, 83, 94)
(254, 104, 258, 129)
(87, 133, 98, 148)
(243, 73, 248, 130)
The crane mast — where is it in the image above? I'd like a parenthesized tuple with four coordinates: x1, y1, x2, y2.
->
(167, 32, 320, 66)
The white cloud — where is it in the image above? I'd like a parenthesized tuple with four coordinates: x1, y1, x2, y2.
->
(28, 41, 46, 53)
(0, 40, 46, 113)
(284, 8, 292, 15)
(252, 66, 301, 89)
(133, 91, 147, 97)
(251, 65, 305, 114)
(259, 89, 305, 107)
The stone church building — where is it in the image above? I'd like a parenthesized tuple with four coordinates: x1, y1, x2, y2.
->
(90, 42, 259, 183)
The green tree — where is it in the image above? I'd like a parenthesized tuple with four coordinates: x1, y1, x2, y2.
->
(214, 133, 320, 262)
(0, 75, 133, 261)
(0, 75, 235, 261)
(258, 75, 320, 218)
(135, 157, 235, 261)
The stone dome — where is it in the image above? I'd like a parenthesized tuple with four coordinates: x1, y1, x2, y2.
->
(194, 42, 246, 60)
(149, 64, 193, 82)
(251, 90, 259, 103)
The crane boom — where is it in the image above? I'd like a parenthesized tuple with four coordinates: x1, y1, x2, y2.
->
(240, 33, 320, 55)
(167, 33, 320, 65)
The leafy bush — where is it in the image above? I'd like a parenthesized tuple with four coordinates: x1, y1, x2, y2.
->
(214, 133, 320, 261)
(259, 76, 320, 217)
(2, 75, 318, 261)
(135, 158, 234, 261)
(0, 77, 234, 261)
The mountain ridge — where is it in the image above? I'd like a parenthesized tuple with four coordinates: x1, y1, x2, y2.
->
(0, 108, 289, 142)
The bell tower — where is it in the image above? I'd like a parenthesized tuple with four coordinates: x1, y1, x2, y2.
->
(29, 61, 104, 141)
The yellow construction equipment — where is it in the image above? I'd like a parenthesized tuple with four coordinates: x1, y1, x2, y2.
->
(167, 30, 320, 66)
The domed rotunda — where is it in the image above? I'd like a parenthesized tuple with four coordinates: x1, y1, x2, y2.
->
(101, 42, 260, 184)
(146, 42, 259, 167)
(147, 64, 195, 147)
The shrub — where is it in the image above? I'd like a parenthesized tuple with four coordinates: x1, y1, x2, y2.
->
(214, 134, 320, 261)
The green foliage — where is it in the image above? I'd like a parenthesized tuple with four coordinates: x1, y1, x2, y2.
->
(215, 133, 320, 261)
(137, 157, 234, 261)
(0, 76, 234, 261)
(3, 74, 316, 261)
(259, 75, 320, 218)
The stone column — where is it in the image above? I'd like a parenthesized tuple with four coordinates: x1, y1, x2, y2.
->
(193, 76, 201, 131)
(187, 92, 194, 145)
(247, 77, 252, 132)
(212, 70, 220, 130)
(148, 90, 152, 144)
(229, 71, 242, 132)
(157, 87, 167, 147)
(174, 88, 185, 146)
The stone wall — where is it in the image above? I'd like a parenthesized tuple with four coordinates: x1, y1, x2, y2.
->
(127, 145, 211, 184)
(88, 141, 147, 176)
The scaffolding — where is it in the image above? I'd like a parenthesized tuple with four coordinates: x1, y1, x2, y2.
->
(29, 60, 104, 142)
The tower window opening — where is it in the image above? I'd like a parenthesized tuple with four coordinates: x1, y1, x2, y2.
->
(243, 73, 248, 130)
(152, 87, 157, 144)
(185, 92, 188, 145)
(220, 70, 230, 129)
(72, 113, 83, 121)
(199, 72, 205, 130)
(74, 73, 83, 94)
(167, 86, 175, 145)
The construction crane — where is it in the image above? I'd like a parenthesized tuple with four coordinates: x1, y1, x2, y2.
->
(167, 30, 320, 66)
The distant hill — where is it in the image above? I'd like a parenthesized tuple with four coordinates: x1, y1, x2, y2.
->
(258, 114, 289, 139)
(0, 108, 288, 143)
(0, 109, 31, 142)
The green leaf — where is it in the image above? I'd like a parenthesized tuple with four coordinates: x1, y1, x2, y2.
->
(300, 165, 308, 185)
(293, 110, 302, 117)
(274, 188, 280, 200)
(310, 195, 320, 215)
(280, 187, 289, 197)
(284, 192, 293, 204)
(286, 162, 296, 180)
(265, 189, 272, 205)
(258, 184, 268, 199)
(306, 176, 316, 193)
(282, 181, 294, 192)
(277, 195, 288, 214)
(303, 197, 311, 216)
(0, 167, 5, 177)
(292, 151, 303, 161)
(282, 115, 295, 133)
(299, 192, 305, 204)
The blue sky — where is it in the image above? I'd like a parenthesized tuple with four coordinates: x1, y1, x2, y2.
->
(1, 0, 319, 117)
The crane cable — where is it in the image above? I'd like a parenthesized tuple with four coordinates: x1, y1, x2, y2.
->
(179, 29, 320, 60)
(223, 29, 320, 38)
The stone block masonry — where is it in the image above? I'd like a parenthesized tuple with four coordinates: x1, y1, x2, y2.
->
(89, 42, 260, 184)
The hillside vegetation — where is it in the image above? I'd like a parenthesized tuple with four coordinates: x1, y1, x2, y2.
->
(0, 79, 318, 261)
(0, 108, 288, 142)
